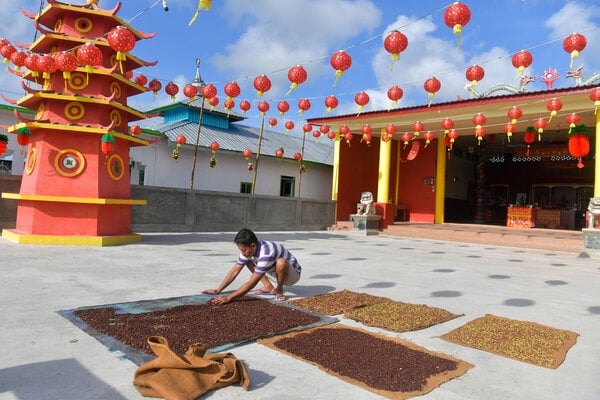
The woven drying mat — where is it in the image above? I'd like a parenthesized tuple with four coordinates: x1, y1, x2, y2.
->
(59, 295, 336, 365)
(344, 300, 463, 332)
(259, 324, 473, 400)
(440, 314, 578, 369)
(287, 289, 389, 315)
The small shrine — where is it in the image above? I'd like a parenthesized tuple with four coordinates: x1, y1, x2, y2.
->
(1, 0, 155, 245)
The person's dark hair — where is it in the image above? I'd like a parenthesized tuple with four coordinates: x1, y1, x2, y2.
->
(234, 228, 258, 246)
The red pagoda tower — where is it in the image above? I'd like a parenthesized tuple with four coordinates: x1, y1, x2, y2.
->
(1, 0, 155, 245)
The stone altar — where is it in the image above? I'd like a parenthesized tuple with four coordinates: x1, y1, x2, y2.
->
(351, 192, 381, 235)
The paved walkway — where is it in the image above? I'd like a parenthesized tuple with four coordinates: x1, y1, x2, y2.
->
(1, 230, 599, 399)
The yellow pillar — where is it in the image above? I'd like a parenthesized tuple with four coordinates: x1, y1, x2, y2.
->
(434, 138, 446, 224)
(595, 112, 600, 197)
(331, 132, 340, 201)
(377, 133, 391, 203)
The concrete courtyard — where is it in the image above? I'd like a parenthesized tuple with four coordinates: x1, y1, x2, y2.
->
(0, 230, 599, 399)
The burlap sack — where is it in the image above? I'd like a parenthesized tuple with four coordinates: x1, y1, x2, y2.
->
(133, 336, 250, 400)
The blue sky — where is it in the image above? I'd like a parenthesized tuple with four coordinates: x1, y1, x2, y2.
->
(1, 0, 599, 133)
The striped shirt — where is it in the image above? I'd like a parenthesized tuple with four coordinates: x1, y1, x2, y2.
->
(237, 240, 301, 275)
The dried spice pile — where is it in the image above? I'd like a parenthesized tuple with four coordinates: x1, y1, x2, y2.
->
(344, 300, 462, 332)
(440, 314, 579, 368)
(288, 290, 389, 315)
(260, 325, 473, 400)
(73, 297, 322, 358)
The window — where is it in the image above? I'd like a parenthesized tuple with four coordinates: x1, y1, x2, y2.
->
(280, 176, 295, 197)
(240, 181, 252, 194)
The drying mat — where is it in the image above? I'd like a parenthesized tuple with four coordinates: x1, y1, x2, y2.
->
(440, 314, 579, 369)
(259, 324, 473, 400)
(344, 300, 463, 332)
(287, 289, 389, 315)
(58, 294, 337, 365)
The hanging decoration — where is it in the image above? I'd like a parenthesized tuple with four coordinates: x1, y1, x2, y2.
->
(465, 64, 485, 89)
(268, 117, 277, 128)
(340, 124, 353, 146)
(384, 123, 397, 143)
(130, 124, 142, 136)
(566, 113, 580, 133)
(243, 148, 253, 171)
(239, 99, 251, 113)
(10, 49, 27, 71)
(511, 50, 533, 76)
(354, 91, 369, 115)
(546, 97, 562, 122)
(286, 65, 308, 95)
(472, 113, 486, 145)
(387, 85, 403, 109)
(423, 77, 441, 107)
(440, 117, 454, 135)
(275, 147, 284, 159)
(567, 124, 589, 169)
(298, 98, 311, 115)
(165, 82, 179, 100)
(209, 141, 220, 168)
(475, 127, 486, 145)
(172, 134, 186, 160)
(423, 131, 435, 148)
(563, 33, 586, 68)
(100, 133, 114, 156)
(37, 55, 57, 90)
(319, 124, 330, 136)
(0, 134, 7, 156)
(201, 83, 217, 100)
(106, 25, 136, 74)
(590, 87, 600, 114)
(324, 95, 339, 112)
(443, 1, 471, 48)
(302, 123, 312, 135)
(208, 96, 219, 108)
(383, 30, 408, 71)
(507, 106, 522, 124)
(327, 130, 336, 140)
(360, 124, 372, 145)
(447, 128, 459, 149)
(16, 127, 32, 146)
(24, 53, 40, 83)
(503, 122, 515, 143)
(188, 0, 212, 26)
(183, 83, 198, 100)
(401, 132, 413, 148)
(277, 100, 290, 116)
(257, 100, 269, 115)
(135, 74, 148, 87)
(412, 120, 424, 138)
(253, 74, 271, 97)
(223, 81, 241, 102)
(0, 42, 15, 64)
(284, 120, 294, 131)
(330, 50, 352, 86)
(76, 42, 103, 84)
(312, 130, 321, 141)
(293, 152, 302, 161)
(524, 126, 536, 156)
(148, 78, 162, 95)
(533, 117, 548, 141)
(224, 98, 235, 113)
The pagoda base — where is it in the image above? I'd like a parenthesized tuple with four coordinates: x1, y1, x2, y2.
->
(2, 229, 142, 246)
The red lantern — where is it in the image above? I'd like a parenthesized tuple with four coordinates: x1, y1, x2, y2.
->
(275, 147, 284, 158)
(524, 127, 535, 156)
(343, 131, 353, 145)
(589, 87, 600, 114)
(383, 30, 408, 70)
(209, 96, 219, 108)
(36, 55, 57, 89)
(567, 125, 590, 168)
(23, 54, 40, 81)
(100, 133, 114, 155)
(0, 140, 7, 156)
(465, 65, 484, 87)
(330, 50, 352, 86)
(563, 33, 586, 68)
(17, 131, 31, 146)
(546, 97, 562, 122)
(243, 149, 253, 159)
(423, 130, 435, 147)
(507, 106, 522, 125)
(176, 134, 187, 146)
(130, 124, 142, 136)
(239, 99, 251, 113)
(511, 50, 533, 75)
(285, 120, 294, 131)
(287, 65, 307, 94)
(253, 74, 271, 97)
(566, 113, 580, 132)
(210, 141, 220, 153)
(277, 100, 290, 116)
(319, 124, 330, 135)
(312, 130, 321, 140)
(401, 132, 413, 147)
(224, 81, 241, 102)
(257, 100, 269, 114)
(327, 131, 336, 140)
(472, 113, 486, 129)
(503, 122, 515, 143)
(385, 123, 397, 136)
(448, 128, 459, 149)
(135, 74, 148, 87)
(148, 79, 162, 95)
(444, 2, 471, 47)
(412, 121, 424, 136)
(475, 127, 486, 145)
(54, 51, 78, 89)
(201, 83, 217, 99)
(268, 117, 277, 127)
(354, 91, 369, 113)
(298, 98, 311, 115)
(533, 117, 548, 141)
(10, 50, 27, 71)
(361, 124, 372, 145)
(324, 95, 339, 112)
(76, 42, 103, 72)
(293, 152, 302, 161)
(339, 124, 350, 136)
(387, 85, 403, 107)
(0, 43, 15, 63)
(303, 123, 312, 134)
(107, 26, 136, 73)
(183, 83, 198, 100)
(224, 98, 235, 112)
(165, 82, 179, 100)
(423, 77, 441, 106)
(440, 117, 454, 134)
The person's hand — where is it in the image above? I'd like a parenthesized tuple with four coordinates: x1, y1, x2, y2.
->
(208, 296, 231, 305)
(202, 289, 219, 295)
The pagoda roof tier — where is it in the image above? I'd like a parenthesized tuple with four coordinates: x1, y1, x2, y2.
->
(27, 33, 157, 71)
(8, 121, 151, 148)
(15, 92, 148, 122)
(22, 1, 156, 41)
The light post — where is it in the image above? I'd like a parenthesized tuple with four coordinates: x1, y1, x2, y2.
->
(190, 58, 205, 189)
